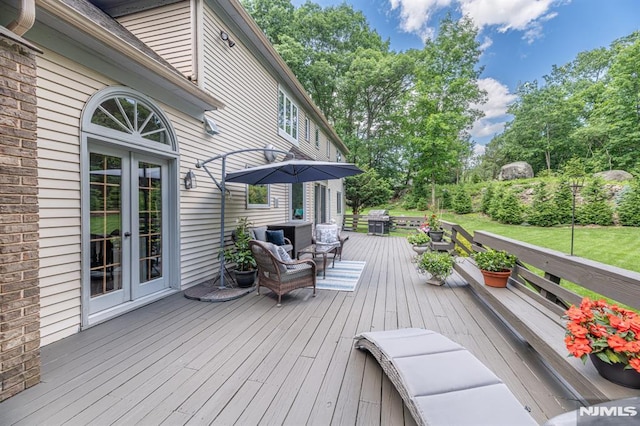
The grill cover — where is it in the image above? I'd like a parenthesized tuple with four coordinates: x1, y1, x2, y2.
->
(368, 210, 390, 221)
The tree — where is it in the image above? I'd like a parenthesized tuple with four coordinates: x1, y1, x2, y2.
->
(344, 168, 392, 215)
(404, 15, 484, 207)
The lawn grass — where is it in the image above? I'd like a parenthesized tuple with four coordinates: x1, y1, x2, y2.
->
(358, 208, 640, 274)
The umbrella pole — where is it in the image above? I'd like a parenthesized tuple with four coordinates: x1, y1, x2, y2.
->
(219, 156, 227, 289)
(196, 147, 291, 291)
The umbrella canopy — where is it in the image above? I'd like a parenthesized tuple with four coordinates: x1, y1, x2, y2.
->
(225, 159, 363, 185)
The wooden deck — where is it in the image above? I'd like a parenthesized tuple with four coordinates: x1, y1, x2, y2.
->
(0, 232, 579, 425)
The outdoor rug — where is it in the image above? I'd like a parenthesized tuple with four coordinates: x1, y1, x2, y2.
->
(316, 260, 366, 292)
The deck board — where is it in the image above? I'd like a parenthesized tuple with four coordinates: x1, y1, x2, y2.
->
(0, 232, 577, 425)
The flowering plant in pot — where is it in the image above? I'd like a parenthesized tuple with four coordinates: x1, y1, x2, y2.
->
(418, 251, 454, 286)
(472, 248, 517, 287)
(422, 214, 444, 241)
(564, 297, 640, 388)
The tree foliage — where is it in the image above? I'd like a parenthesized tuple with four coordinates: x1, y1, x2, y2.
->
(480, 31, 640, 177)
(344, 168, 392, 215)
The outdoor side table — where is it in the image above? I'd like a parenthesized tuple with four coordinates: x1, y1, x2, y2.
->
(297, 244, 337, 279)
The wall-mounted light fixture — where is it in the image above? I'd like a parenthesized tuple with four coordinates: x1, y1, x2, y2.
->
(220, 30, 235, 48)
(204, 117, 220, 135)
(184, 169, 197, 190)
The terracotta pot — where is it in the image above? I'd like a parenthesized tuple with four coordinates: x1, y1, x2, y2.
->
(480, 269, 511, 288)
(589, 354, 640, 389)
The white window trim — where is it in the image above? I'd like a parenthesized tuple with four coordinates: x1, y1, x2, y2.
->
(326, 139, 331, 158)
(304, 117, 310, 142)
(246, 184, 271, 209)
(278, 87, 299, 145)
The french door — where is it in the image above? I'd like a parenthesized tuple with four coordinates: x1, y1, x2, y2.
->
(88, 147, 168, 315)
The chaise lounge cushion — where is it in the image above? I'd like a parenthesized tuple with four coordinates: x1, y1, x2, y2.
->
(354, 328, 537, 426)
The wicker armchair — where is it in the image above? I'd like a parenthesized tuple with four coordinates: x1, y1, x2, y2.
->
(249, 240, 317, 306)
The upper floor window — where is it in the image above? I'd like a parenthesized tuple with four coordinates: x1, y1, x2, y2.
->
(278, 88, 298, 144)
(315, 128, 320, 148)
(326, 139, 331, 158)
(304, 117, 310, 142)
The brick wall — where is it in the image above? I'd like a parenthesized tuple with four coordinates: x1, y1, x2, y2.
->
(0, 33, 41, 402)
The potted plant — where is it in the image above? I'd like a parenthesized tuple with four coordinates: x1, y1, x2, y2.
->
(472, 248, 517, 288)
(425, 214, 444, 242)
(407, 231, 430, 254)
(223, 217, 257, 287)
(564, 297, 640, 388)
(418, 251, 454, 286)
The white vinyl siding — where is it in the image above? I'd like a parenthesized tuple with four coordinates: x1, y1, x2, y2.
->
(37, 51, 107, 345)
(117, 3, 193, 78)
(278, 87, 298, 144)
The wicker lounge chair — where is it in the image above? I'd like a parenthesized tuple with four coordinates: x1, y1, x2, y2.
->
(249, 240, 317, 306)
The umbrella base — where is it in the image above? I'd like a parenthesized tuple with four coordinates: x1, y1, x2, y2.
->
(184, 279, 255, 302)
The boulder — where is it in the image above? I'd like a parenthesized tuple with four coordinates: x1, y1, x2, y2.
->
(498, 162, 534, 181)
(593, 170, 633, 181)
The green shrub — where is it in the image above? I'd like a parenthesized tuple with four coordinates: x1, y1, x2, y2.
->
(578, 178, 613, 226)
(618, 180, 640, 226)
(452, 186, 473, 214)
(528, 182, 556, 227)
(553, 179, 574, 225)
(494, 190, 523, 224)
(480, 184, 494, 214)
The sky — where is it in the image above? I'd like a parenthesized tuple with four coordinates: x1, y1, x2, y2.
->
(291, 0, 640, 148)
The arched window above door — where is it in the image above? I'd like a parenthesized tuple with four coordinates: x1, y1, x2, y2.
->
(82, 87, 177, 153)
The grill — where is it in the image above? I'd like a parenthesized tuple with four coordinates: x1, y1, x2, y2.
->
(368, 209, 390, 236)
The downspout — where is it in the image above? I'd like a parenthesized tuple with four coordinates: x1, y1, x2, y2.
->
(7, 0, 36, 36)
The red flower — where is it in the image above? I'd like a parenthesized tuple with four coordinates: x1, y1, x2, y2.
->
(567, 322, 588, 338)
(607, 335, 628, 352)
(566, 337, 592, 358)
(564, 297, 640, 369)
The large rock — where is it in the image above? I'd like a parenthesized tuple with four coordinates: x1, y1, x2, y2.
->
(498, 162, 534, 181)
(593, 170, 633, 181)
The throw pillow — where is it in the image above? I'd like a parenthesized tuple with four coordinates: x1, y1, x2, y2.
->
(276, 245, 296, 269)
(264, 242, 286, 273)
(252, 226, 267, 242)
(317, 227, 338, 244)
(266, 229, 286, 246)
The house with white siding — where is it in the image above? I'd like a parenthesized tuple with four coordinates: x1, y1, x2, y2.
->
(0, 0, 349, 401)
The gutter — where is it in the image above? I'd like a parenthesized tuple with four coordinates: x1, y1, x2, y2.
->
(7, 0, 36, 36)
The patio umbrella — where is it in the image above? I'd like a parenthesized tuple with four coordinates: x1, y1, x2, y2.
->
(195, 147, 363, 294)
(225, 159, 363, 185)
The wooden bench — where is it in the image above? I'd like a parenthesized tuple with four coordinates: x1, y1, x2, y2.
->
(354, 328, 537, 426)
(453, 231, 640, 404)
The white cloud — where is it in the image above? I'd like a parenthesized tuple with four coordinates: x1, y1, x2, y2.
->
(470, 78, 517, 138)
(388, 0, 562, 42)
